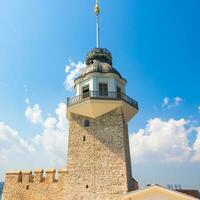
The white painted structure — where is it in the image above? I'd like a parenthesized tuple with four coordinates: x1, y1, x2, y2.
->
(67, 48, 138, 123)
(74, 72, 126, 96)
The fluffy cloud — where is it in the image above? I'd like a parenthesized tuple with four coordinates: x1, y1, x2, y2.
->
(43, 117, 57, 130)
(64, 61, 86, 91)
(162, 97, 182, 109)
(25, 104, 43, 124)
(191, 128, 200, 161)
(1, 100, 200, 182)
(0, 102, 68, 180)
(130, 118, 192, 163)
(25, 98, 30, 104)
(174, 97, 182, 106)
(0, 122, 35, 179)
(0, 122, 33, 156)
(162, 97, 170, 107)
(55, 103, 67, 131)
(35, 103, 68, 165)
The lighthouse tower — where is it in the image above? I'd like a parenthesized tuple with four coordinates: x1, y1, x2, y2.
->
(1, 1, 139, 200)
(66, 1, 139, 199)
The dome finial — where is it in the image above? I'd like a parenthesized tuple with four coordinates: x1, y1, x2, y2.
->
(94, 0, 100, 48)
(95, 0, 100, 15)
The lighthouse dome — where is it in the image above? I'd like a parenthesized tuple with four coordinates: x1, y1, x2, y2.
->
(75, 48, 125, 81)
(80, 60, 122, 79)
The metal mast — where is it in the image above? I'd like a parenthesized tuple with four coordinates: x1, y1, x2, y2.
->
(95, 0, 100, 48)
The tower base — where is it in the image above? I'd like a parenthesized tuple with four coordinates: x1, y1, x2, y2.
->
(2, 108, 138, 200)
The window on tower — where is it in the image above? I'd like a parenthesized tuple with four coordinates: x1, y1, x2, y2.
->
(99, 83, 108, 97)
(117, 86, 122, 98)
(84, 119, 90, 127)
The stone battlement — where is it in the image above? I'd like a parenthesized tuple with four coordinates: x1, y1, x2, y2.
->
(5, 168, 68, 184)
(3, 168, 69, 200)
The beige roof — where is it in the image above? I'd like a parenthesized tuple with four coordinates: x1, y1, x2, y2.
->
(122, 185, 199, 200)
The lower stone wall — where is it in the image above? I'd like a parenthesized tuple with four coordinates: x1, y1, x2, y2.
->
(2, 169, 68, 200)
(2, 169, 123, 200)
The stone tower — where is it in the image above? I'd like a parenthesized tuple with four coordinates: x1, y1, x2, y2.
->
(66, 47, 139, 199)
(66, 48, 139, 200)
(65, 1, 139, 199)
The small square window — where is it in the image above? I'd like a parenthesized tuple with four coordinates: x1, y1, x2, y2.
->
(84, 120, 90, 127)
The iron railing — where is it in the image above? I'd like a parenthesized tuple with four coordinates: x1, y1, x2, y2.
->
(86, 48, 112, 58)
(67, 91, 138, 110)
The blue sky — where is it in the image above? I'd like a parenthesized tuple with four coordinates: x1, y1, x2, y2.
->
(0, 0, 200, 190)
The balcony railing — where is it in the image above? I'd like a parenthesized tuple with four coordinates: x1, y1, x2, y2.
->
(67, 91, 139, 110)
(86, 48, 112, 58)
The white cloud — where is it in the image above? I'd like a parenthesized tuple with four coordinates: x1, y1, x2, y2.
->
(1, 99, 200, 182)
(162, 97, 182, 109)
(25, 104, 43, 124)
(0, 122, 33, 154)
(174, 96, 182, 106)
(0, 102, 68, 180)
(64, 61, 86, 91)
(130, 118, 192, 163)
(198, 106, 200, 113)
(0, 122, 35, 179)
(191, 127, 200, 161)
(162, 97, 170, 107)
(44, 117, 57, 130)
(25, 98, 30, 104)
(35, 128, 67, 166)
(24, 102, 68, 165)
(55, 103, 67, 131)
(35, 103, 68, 165)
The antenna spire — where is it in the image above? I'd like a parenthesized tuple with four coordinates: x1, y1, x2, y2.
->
(95, 0, 100, 48)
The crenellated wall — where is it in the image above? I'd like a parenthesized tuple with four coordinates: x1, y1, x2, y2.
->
(2, 169, 69, 200)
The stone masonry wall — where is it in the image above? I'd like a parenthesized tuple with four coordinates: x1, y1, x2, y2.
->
(2, 169, 69, 200)
(2, 107, 137, 200)
(65, 107, 137, 199)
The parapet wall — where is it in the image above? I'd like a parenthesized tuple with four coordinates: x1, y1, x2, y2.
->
(2, 168, 69, 200)
(5, 168, 67, 183)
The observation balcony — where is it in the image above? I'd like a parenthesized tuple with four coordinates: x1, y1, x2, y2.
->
(67, 91, 138, 109)
(67, 91, 138, 123)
